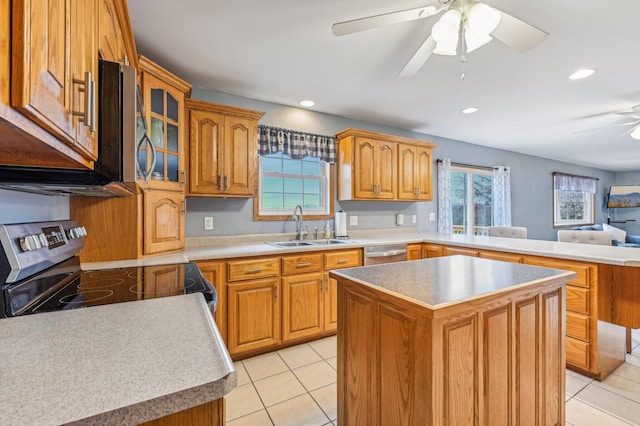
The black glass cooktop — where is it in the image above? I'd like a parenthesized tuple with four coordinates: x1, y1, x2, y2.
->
(3, 260, 215, 317)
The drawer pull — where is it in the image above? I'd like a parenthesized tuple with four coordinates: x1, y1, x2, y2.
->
(296, 262, 312, 268)
(337, 259, 350, 264)
(246, 268, 264, 274)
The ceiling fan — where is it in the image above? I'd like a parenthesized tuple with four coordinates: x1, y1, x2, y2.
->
(332, 0, 548, 77)
(575, 105, 640, 140)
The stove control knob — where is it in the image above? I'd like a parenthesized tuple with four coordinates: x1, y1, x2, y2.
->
(19, 234, 41, 251)
(37, 233, 49, 247)
(67, 227, 85, 240)
(80, 226, 87, 237)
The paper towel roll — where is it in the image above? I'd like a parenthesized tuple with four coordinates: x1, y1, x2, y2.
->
(335, 210, 347, 237)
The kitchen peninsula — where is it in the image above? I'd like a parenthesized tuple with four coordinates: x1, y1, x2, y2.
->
(330, 255, 575, 426)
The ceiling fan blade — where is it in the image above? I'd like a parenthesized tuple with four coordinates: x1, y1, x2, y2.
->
(332, 5, 443, 37)
(491, 11, 548, 53)
(398, 35, 437, 77)
(573, 121, 637, 134)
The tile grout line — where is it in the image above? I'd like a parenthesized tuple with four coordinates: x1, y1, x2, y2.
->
(571, 385, 639, 425)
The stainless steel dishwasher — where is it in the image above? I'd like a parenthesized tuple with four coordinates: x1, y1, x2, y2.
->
(363, 244, 408, 265)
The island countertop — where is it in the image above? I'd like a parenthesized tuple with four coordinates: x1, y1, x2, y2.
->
(0, 293, 236, 426)
(330, 255, 575, 309)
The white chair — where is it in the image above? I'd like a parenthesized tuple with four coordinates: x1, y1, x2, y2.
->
(557, 230, 612, 246)
(488, 226, 528, 239)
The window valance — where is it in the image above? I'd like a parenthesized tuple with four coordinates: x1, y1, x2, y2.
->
(553, 172, 598, 194)
(258, 125, 336, 163)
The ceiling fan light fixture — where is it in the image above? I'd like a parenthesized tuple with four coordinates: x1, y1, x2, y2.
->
(464, 30, 493, 53)
(466, 3, 502, 35)
(432, 9, 461, 55)
(630, 126, 640, 140)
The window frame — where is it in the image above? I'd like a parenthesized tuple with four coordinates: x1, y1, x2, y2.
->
(253, 153, 334, 221)
(450, 165, 494, 236)
(552, 187, 595, 228)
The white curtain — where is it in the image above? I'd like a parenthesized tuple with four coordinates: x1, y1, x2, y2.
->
(492, 166, 511, 226)
(553, 173, 597, 193)
(437, 158, 453, 233)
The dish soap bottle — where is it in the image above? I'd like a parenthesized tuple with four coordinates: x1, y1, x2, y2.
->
(324, 221, 331, 239)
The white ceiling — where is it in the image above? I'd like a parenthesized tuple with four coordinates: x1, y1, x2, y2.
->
(128, 0, 640, 172)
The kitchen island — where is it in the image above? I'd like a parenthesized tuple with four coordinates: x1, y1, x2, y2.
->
(330, 255, 575, 426)
(0, 293, 235, 426)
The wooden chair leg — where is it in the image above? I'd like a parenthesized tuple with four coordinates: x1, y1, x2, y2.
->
(627, 327, 632, 354)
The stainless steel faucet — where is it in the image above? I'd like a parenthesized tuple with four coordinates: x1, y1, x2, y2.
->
(292, 204, 308, 240)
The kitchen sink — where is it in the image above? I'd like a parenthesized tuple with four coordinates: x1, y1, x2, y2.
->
(307, 239, 350, 245)
(266, 241, 315, 248)
(266, 239, 350, 248)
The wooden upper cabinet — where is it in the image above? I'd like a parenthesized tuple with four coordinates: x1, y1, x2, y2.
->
(98, 0, 126, 63)
(186, 99, 264, 197)
(138, 56, 192, 192)
(336, 128, 436, 201)
(398, 143, 434, 201)
(11, 0, 98, 164)
(143, 190, 185, 255)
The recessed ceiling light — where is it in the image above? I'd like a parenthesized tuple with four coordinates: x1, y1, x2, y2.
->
(568, 68, 596, 80)
(299, 100, 315, 107)
(461, 107, 478, 114)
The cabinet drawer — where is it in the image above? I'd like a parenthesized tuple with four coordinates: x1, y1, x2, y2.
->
(227, 257, 280, 281)
(282, 253, 323, 275)
(478, 250, 522, 263)
(325, 250, 362, 270)
(566, 336, 590, 369)
(443, 246, 479, 257)
(566, 285, 590, 315)
(566, 312, 590, 341)
(523, 258, 590, 288)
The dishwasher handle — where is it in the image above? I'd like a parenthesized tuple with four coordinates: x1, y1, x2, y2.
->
(364, 249, 407, 258)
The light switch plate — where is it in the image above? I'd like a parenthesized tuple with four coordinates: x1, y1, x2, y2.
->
(429, 212, 436, 221)
(412, 215, 417, 223)
(350, 215, 358, 226)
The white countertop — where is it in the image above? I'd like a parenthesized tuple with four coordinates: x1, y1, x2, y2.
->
(80, 229, 640, 270)
(0, 293, 236, 426)
(331, 255, 575, 309)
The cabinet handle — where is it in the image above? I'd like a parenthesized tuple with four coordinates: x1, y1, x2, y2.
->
(321, 277, 325, 292)
(181, 199, 186, 214)
(296, 262, 312, 268)
(415, 186, 419, 197)
(337, 259, 350, 264)
(225, 175, 230, 190)
(218, 174, 223, 189)
(181, 170, 186, 187)
(275, 284, 279, 299)
(246, 268, 264, 274)
(72, 71, 93, 130)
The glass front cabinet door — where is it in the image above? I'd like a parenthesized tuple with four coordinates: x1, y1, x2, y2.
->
(138, 56, 192, 191)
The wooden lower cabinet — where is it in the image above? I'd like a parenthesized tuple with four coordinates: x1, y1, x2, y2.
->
(336, 273, 566, 426)
(197, 261, 226, 344)
(407, 243, 422, 260)
(139, 398, 224, 426)
(227, 277, 280, 355)
(282, 272, 325, 341)
(426, 243, 627, 380)
(222, 249, 362, 358)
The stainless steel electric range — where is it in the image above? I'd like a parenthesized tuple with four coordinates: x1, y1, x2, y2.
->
(0, 220, 215, 318)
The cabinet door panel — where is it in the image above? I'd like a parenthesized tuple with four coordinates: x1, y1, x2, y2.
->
(227, 278, 280, 355)
(398, 144, 417, 200)
(225, 115, 255, 196)
(325, 275, 338, 331)
(143, 190, 184, 255)
(415, 146, 433, 200)
(282, 273, 324, 341)
(188, 109, 224, 194)
(354, 139, 376, 198)
(377, 141, 396, 199)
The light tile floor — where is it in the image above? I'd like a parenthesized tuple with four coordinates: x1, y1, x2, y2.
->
(227, 330, 640, 426)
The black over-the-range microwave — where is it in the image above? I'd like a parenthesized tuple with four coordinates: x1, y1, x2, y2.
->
(0, 60, 151, 197)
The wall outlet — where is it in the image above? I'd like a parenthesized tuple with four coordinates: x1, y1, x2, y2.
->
(396, 213, 404, 226)
(412, 215, 417, 224)
(350, 215, 358, 226)
(204, 216, 214, 230)
(429, 212, 436, 221)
